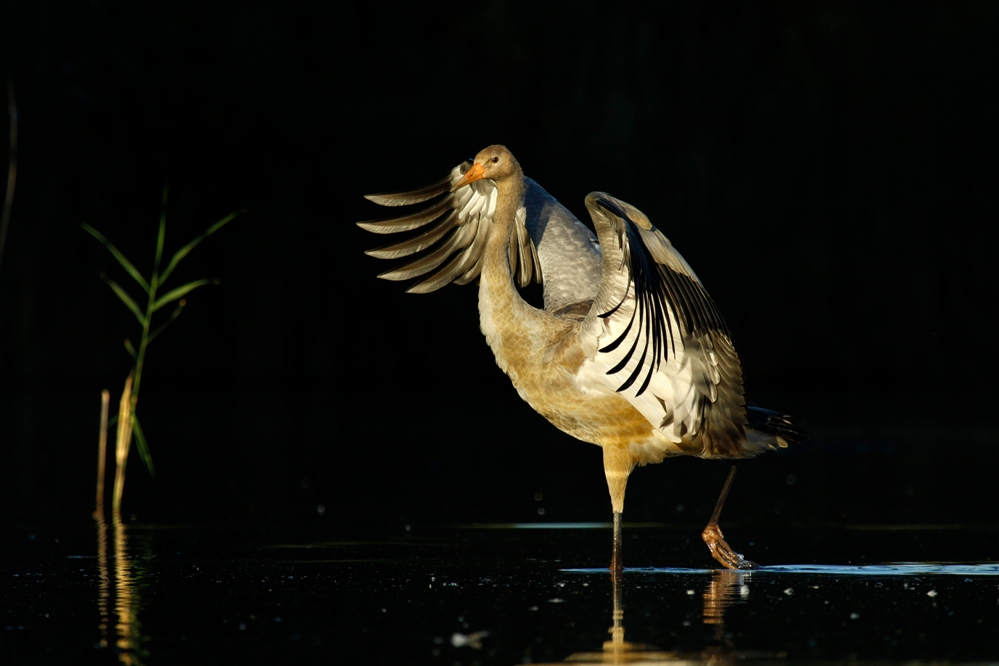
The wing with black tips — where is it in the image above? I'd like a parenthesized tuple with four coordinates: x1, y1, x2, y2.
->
(578, 192, 750, 457)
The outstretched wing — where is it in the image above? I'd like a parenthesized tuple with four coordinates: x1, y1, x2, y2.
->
(521, 178, 602, 314)
(358, 162, 539, 294)
(578, 192, 749, 458)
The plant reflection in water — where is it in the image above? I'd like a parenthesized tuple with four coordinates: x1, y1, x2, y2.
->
(95, 516, 150, 665)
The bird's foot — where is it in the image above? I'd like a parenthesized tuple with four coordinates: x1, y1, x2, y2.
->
(702, 523, 757, 570)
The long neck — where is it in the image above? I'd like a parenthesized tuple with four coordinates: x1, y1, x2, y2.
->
(478, 170, 538, 375)
(482, 171, 525, 289)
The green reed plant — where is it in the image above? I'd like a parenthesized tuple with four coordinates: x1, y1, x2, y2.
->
(83, 191, 240, 514)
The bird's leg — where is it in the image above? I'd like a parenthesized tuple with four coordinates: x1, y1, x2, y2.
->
(701, 465, 757, 570)
(611, 511, 623, 572)
(603, 446, 632, 572)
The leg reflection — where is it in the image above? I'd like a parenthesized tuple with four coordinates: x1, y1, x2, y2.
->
(556, 569, 755, 663)
(703, 569, 749, 626)
(601, 567, 656, 656)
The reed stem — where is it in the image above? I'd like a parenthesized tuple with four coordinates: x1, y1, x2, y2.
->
(94, 389, 110, 517)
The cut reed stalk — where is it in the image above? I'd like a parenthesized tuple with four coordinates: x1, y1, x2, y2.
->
(112, 373, 135, 519)
(94, 389, 110, 517)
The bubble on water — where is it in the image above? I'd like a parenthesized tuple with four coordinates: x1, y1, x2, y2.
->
(451, 631, 489, 649)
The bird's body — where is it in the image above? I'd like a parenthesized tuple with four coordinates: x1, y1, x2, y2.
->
(359, 145, 800, 569)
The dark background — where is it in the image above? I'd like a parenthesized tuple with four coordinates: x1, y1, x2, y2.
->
(1, 2, 997, 534)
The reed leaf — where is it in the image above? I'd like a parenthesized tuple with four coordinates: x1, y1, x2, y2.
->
(81, 223, 151, 293)
(159, 210, 242, 283)
(153, 279, 216, 312)
(147, 300, 186, 344)
(154, 191, 167, 270)
(132, 415, 155, 478)
(103, 276, 147, 326)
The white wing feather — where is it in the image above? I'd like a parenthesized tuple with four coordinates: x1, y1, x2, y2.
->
(577, 192, 748, 457)
(358, 163, 539, 293)
(358, 165, 604, 303)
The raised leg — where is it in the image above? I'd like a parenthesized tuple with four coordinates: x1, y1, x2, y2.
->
(701, 465, 757, 570)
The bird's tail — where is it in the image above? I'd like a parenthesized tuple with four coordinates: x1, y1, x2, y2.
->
(746, 403, 806, 448)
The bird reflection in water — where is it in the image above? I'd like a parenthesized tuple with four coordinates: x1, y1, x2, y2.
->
(96, 515, 150, 665)
(554, 570, 754, 664)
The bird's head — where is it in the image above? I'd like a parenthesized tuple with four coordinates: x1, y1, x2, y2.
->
(451, 145, 520, 191)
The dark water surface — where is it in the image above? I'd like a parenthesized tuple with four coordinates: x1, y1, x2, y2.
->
(2, 522, 998, 665)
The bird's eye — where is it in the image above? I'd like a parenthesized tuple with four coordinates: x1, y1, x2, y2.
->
(491, 156, 499, 164)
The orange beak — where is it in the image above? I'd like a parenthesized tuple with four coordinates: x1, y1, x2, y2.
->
(451, 162, 486, 192)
